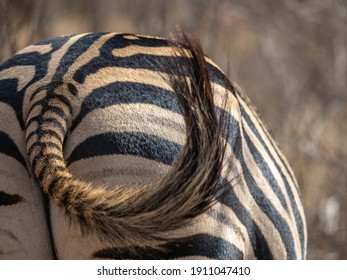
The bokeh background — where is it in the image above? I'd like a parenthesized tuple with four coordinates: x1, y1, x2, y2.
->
(1, 0, 346, 259)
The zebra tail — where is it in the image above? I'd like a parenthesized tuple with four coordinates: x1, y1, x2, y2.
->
(25, 31, 228, 251)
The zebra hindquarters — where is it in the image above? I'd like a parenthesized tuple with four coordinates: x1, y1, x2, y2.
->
(48, 75, 244, 260)
(0, 105, 54, 259)
(50, 86, 186, 259)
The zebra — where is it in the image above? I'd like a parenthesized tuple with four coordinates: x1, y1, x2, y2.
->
(0, 30, 307, 259)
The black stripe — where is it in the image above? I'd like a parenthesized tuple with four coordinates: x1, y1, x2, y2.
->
(67, 132, 181, 166)
(71, 33, 229, 88)
(72, 33, 169, 83)
(26, 130, 38, 146)
(59, 186, 74, 208)
(27, 129, 63, 147)
(218, 177, 274, 259)
(0, 51, 47, 70)
(27, 116, 66, 135)
(93, 234, 243, 260)
(207, 207, 273, 259)
(212, 114, 274, 259)
(208, 207, 274, 259)
(44, 166, 67, 196)
(52, 33, 105, 82)
(234, 133, 296, 259)
(26, 99, 45, 123)
(40, 129, 64, 143)
(42, 118, 66, 134)
(47, 94, 73, 116)
(106, 33, 169, 49)
(70, 81, 182, 132)
(67, 83, 78, 95)
(31, 151, 63, 179)
(243, 131, 289, 211)
(240, 104, 293, 210)
(0, 35, 73, 130)
(29, 84, 48, 102)
(0, 34, 72, 71)
(0, 78, 26, 130)
(0, 79, 19, 102)
(26, 114, 40, 129)
(72, 53, 168, 83)
(47, 105, 69, 120)
(27, 93, 65, 124)
(47, 177, 59, 196)
(38, 161, 65, 183)
(27, 141, 61, 157)
(0, 191, 24, 206)
(0, 132, 27, 168)
(73, 53, 228, 88)
(240, 105, 305, 257)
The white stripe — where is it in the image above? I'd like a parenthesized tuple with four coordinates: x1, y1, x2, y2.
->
(66, 103, 185, 158)
(0, 66, 36, 91)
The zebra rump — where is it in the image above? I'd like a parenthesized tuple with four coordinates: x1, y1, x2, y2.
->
(25, 31, 228, 251)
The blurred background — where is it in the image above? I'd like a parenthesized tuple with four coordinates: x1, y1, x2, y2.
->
(0, 0, 346, 259)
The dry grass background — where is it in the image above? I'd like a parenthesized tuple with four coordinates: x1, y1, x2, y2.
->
(0, 0, 346, 259)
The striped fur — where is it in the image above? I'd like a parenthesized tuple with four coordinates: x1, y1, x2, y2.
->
(0, 31, 307, 259)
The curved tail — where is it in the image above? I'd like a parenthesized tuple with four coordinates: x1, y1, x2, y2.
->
(25, 31, 228, 250)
